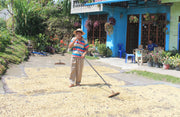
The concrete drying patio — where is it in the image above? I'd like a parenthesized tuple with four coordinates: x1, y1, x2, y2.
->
(0, 54, 180, 117)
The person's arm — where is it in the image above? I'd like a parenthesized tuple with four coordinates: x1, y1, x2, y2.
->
(81, 41, 89, 58)
(69, 37, 77, 48)
(81, 49, 88, 58)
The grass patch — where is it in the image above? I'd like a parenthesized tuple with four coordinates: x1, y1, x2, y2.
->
(127, 70, 180, 84)
(85, 55, 99, 60)
(67, 51, 99, 60)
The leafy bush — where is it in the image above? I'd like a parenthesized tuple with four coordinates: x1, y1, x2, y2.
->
(0, 18, 6, 28)
(106, 47, 112, 57)
(0, 29, 11, 52)
(13, 0, 46, 36)
(0, 64, 6, 75)
(0, 52, 21, 64)
(98, 44, 107, 56)
(98, 44, 112, 57)
(32, 33, 49, 51)
(0, 57, 7, 66)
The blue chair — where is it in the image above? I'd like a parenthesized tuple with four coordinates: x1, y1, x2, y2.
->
(118, 44, 124, 58)
(125, 54, 135, 63)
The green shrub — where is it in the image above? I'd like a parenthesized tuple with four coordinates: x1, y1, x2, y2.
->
(0, 64, 6, 75)
(106, 47, 112, 57)
(97, 44, 112, 57)
(0, 29, 11, 52)
(0, 18, 6, 28)
(0, 57, 7, 66)
(14, 0, 46, 36)
(98, 44, 107, 56)
(0, 52, 21, 64)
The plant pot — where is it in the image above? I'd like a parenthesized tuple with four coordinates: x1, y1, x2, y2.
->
(155, 63, 160, 68)
(175, 66, 180, 71)
(153, 62, 157, 67)
(163, 64, 170, 70)
(61, 52, 64, 56)
(147, 61, 153, 67)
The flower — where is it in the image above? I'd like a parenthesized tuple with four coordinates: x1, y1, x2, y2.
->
(74, 22, 81, 27)
(60, 40, 64, 44)
(151, 16, 155, 19)
(93, 21, 100, 28)
(64, 43, 67, 46)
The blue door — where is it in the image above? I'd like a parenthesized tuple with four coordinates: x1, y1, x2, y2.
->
(178, 23, 180, 51)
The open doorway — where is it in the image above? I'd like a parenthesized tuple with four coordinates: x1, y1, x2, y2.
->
(126, 15, 139, 53)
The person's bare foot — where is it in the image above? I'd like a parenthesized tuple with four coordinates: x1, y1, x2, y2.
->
(69, 84, 75, 87)
(76, 84, 81, 86)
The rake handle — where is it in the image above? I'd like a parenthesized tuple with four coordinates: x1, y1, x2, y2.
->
(85, 58, 111, 89)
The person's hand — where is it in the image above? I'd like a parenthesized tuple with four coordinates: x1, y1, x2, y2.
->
(81, 54, 85, 58)
(74, 37, 78, 41)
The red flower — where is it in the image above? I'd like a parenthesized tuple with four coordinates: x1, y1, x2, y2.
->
(151, 16, 155, 19)
(131, 17, 134, 20)
(60, 40, 64, 44)
(64, 43, 67, 46)
(50, 36, 52, 39)
(60, 45, 63, 47)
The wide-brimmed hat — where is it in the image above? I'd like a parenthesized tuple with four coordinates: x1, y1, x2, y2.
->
(73, 28, 85, 35)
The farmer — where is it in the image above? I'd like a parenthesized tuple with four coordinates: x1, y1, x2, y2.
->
(147, 40, 158, 51)
(68, 28, 89, 87)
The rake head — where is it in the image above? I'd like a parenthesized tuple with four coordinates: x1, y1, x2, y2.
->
(108, 92, 120, 98)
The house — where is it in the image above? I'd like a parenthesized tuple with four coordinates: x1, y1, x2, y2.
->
(71, 0, 171, 56)
(162, 0, 180, 51)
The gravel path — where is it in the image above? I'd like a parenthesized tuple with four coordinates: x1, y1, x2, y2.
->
(0, 54, 180, 116)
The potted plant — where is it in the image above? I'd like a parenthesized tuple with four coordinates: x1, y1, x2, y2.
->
(163, 57, 170, 70)
(104, 22, 114, 35)
(145, 52, 153, 67)
(74, 22, 81, 28)
(60, 47, 66, 56)
(85, 19, 92, 31)
(129, 15, 139, 23)
(143, 13, 150, 21)
(175, 63, 180, 71)
(109, 17, 116, 25)
(151, 15, 158, 21)
(93, 21, 100, 29)
(174, 54, 180, 71)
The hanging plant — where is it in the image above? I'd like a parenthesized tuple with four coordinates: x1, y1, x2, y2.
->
(85, 19, 92, 31)
(93, 21, 100, 29)
(151, 15, 158, 21)
(105, 22, 114, 35)
(129, 15, 139, 23)
(143, 13, 150, 21)
(165, 20, 170, 25)
(163, 27, 169, 34)
(74, 22, 81, 28)
(109, 17, 116, 25)
(78, 0, 85, 3)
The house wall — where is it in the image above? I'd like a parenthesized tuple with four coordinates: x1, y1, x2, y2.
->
(79, 5, 170, 57)
(168, 2, 180, 50)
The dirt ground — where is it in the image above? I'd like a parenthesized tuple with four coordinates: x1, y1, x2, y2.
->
(0, 54, 180, 117)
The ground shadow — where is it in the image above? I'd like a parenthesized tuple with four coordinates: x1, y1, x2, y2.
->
(80, 83, 112, 87)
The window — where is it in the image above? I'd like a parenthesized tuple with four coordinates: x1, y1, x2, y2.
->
(141, 13, 167, 49)
(87, 14, 107, 44)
